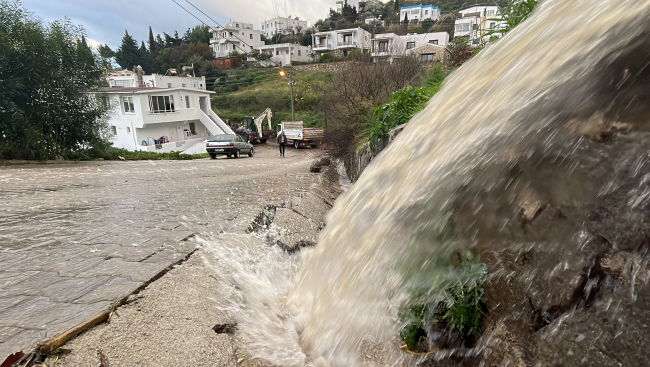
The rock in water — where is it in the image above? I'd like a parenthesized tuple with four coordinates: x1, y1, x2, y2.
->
(310, 161, 322, 173)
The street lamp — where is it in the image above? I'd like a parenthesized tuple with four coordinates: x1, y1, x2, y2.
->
(279, 66, 296, 121)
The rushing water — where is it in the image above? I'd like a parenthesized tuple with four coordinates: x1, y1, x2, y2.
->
(204, 0, 650, 366)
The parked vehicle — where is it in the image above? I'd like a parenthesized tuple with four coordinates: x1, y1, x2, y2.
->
(237, 108, 275, 144)
(278, 121, 323, 149)
(205, 134, 254, 159)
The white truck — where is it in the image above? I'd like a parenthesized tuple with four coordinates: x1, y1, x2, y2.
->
(278, 121, 324, 149)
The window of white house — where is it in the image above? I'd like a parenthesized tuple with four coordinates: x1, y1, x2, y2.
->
(200, 84, 203, 89)
(189, 122, 196, 134)
(298, 50, 301, 56)
(286, 50, 289, 55)
(378, 41, 389, 52)
(487, 10, 495, 16)
(250, 34, 253, 39)
(167, 83, 172, 88)
(148, 95, 175, 113)
(490, 22, 496, 29)
(424, 10, 428, 15)
(185, 96, 190, 108)
(406, 42, 416, 49)
(472, 24, 479, 30)
(126, 127, 131, 133)
(456, 23, 471, 32)
(421, 53, 435, 62)
(411, 9, 418, 14)
(111, 126, 117, 135)
(276, 50, 279, 55)
(122, 97, 134, 113)
(114, 80, 133, 87)
(429, 40, 439, 45)
(182, 83, 186, 87)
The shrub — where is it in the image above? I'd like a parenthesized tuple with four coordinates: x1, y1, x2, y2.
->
(319, 53, 332, 63)
(368, 85, 438, 151)
(399, 251, 488, 351)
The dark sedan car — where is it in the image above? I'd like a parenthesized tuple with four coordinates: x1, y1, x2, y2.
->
(206, 134, 254, 159)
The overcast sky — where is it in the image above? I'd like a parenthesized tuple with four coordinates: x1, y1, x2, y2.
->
(18, 0, 357, 49)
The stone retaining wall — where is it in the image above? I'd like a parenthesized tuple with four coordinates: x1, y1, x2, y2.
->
(344, 124, 407, 183)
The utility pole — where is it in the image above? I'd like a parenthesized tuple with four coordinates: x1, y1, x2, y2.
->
(289, 64, 295, 121)
(288, 44, 296, 121)
(280, 46, 296, 121)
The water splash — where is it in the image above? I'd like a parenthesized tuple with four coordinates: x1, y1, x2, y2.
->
(286, 0, 650, 365)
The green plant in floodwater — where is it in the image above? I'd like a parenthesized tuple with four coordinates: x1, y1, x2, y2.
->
(399, 251, 488, 351)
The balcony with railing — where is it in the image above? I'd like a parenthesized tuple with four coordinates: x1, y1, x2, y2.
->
(337, 40, 359, 48)
(313, 42, 333, 50)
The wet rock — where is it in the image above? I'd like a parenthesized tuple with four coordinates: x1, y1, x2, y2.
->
(531, 284, 650, 367)
(268, 208, 319, 252)
(291, 192, 330, 228)
(319, 157, 331, 166)
(310, 161, 322, 173)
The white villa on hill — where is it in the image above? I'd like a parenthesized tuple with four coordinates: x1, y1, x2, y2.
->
(455, 5, 504, 45)
(312, 27, 372, 57)
(261, 16, 308, 38)
(100, 70, 232, 153)
(210, 21, 265, 57)
(255, 43, 313, 66)
(400, 4, 441, 23)
(371, 32, 449, 63)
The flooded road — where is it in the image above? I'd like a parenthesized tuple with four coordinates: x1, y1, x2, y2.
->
(0, 144, 321, 360)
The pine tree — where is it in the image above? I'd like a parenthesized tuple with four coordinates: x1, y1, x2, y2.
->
(394, 0, 400, 13)
(155, 34, 165, 52)
(148, 26, 157, 56)
(114, 30, 140, 70)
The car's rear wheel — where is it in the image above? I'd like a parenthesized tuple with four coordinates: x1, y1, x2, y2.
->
(248, 148, 254, 157)
(226, 154, 231, 158)
(294, 141, 299, 149)
(209, 153, 217, 159)
(234, 149, 240, 158)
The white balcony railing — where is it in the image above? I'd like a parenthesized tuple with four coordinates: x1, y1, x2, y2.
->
(314, 43, 333, 49)
(337, 41, 358, 47)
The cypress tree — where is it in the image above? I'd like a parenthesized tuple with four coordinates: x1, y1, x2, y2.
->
(77, 35, 95, 68)
(148, 26, 157, 56)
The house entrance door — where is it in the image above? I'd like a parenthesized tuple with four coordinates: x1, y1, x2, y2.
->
(199, 97, 208, 114)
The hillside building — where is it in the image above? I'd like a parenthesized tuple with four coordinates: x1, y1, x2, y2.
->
(262, 16, 308, 38)
(455, 5, 504, 45)
(312, 27, 372, 57)
(210, 21, 264, 58)
(400, 4, 441, 23)
(371, 32, 449, 62)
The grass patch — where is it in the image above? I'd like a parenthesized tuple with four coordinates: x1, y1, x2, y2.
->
(212, 70, 331, 128)
(104, 148, 208, 161)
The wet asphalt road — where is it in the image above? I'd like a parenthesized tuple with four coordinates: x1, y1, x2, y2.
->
(0, 143, 322, 360)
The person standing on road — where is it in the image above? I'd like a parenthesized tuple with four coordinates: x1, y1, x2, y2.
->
(277, 131, 287, 157)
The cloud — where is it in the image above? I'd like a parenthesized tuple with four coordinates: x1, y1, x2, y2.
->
(17, 0, 340, 49)
(85, 37, 102, 49)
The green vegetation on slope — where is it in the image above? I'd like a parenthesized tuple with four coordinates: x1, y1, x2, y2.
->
(211, 70, 331, 128)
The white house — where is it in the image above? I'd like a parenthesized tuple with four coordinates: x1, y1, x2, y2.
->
(210, 21, 265, 58)
(455, 6, 503, 45)
(312, 27, 372, 57)
(261, 16, 308, 39)
(255, 43, 312, 66)
(99, 77, 233, 153)
(107, 69, 207, 90)
(371, 32, 449, 62)
(400, 4, 441, 23)
(365, 16, 385, 26)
